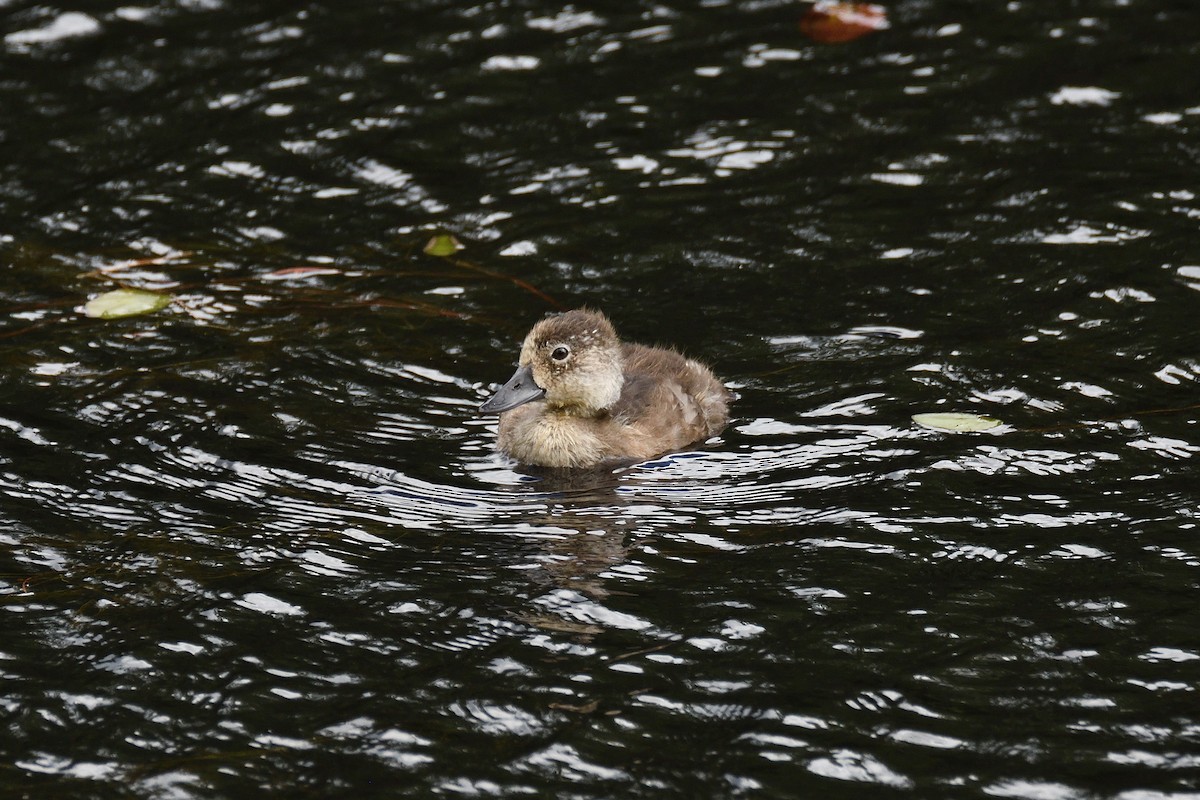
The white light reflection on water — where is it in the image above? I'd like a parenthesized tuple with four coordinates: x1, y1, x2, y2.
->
(5, 12, 101, 50)
(4, 1, 1200, 796)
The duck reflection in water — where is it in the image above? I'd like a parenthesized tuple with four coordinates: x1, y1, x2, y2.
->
(486, 465, 630, 607)
(480, 308, 731, 468)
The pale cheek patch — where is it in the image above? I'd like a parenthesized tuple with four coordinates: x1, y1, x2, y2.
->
(518, 337, 537, 366)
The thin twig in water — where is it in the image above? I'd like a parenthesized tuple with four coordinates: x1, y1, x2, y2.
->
(1021, 401, 1200, 434)
(448, 257, 563, 309)
(608, 641, 674, 662)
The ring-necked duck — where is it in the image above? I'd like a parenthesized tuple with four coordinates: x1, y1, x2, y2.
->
(480, 308, 731, 468)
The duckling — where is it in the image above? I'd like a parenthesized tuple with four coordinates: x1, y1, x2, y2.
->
(480, 309, 731, 468)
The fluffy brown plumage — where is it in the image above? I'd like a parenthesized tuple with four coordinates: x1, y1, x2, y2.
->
(479, 309, 730, 468)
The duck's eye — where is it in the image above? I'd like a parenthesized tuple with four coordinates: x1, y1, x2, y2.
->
(550, 346, 570, 362)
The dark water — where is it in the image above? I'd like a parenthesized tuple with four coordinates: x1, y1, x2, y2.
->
(3, 1, 1199, 797)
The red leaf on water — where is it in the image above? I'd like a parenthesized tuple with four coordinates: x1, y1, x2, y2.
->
(260, 266, 342, 281)
(800, 2, 889, 43)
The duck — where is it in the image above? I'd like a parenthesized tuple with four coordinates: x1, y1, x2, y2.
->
(479, 308, 731, 468)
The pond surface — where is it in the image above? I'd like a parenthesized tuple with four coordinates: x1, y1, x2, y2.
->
(3, 1, 1199, 797)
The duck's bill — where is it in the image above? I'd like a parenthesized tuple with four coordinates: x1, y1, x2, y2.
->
(479, 364, 546, 413)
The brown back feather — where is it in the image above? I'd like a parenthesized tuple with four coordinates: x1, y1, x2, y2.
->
(611, 343, 730, 449)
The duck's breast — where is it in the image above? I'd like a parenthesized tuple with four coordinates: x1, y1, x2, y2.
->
(498, 404, 610, 468)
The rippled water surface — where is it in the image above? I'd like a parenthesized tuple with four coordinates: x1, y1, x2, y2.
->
(3, 1, 1200, 797)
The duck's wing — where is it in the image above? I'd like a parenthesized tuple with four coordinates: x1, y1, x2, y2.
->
(613, 344, 730, 445)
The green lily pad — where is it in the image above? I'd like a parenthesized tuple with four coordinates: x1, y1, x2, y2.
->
(912, 412, 1002, 432)
(84, 289, 173, 319)
(423, 233, 462, 257)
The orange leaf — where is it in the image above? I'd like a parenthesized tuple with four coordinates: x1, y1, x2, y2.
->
(800, 2, 889, 43)
(260, 266, 341, 281)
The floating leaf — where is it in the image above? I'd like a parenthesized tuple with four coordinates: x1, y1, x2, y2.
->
(424, 233, 462, 257)
(800, 2, 889, 44)
(912, 412, 1002, 433)
(83, 289, 173, 319)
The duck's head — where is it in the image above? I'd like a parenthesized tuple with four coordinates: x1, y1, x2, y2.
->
(480, 309, 623, 415)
